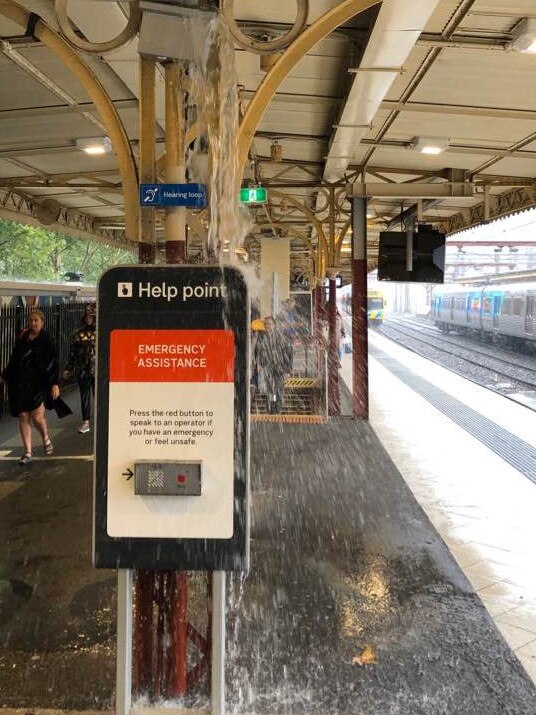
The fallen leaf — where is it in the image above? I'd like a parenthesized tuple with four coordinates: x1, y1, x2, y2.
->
(352, 645, 376, 666)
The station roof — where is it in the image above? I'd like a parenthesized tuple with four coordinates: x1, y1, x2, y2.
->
(1, 0, 536, 280)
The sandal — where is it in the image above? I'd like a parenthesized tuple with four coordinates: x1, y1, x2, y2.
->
(43, 438, 53, 456)
(19, 453, 33, 466)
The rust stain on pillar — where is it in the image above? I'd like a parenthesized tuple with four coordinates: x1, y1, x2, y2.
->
(133, 569, 154, 696)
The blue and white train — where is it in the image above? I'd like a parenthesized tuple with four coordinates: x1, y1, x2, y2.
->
(432, 281, 536, 348)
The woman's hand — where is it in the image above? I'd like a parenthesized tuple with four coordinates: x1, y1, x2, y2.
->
(51, 384, 60, 400)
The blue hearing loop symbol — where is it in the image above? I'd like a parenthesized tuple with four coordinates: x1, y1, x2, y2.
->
(142, 186, 160, 204)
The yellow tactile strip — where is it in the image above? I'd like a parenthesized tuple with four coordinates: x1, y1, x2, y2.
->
(284, 378, 322, 388)
(251, 414, 327, 424)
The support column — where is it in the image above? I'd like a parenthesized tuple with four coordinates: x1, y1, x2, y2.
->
(313, 281, 324, 341)
(163, 61, 190, 701)
(326, 269, 340, 417)
(133, 570, 154, 697)
(351, 197, 368, 419)
(164, 61, 186, 263)
(139, 56, 157, 263)
(169, 571, 189, 696)
(133, 59, 192, 706)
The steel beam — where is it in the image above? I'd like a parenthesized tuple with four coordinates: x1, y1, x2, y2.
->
(239, 89, 343, 105)
(0, 1, 140, 242)
(416, 32, 507, 50)
(0, 187, 134, 249)
(359, 138, 536, 160)
(348, 182, 475, 198)
(442, 186, 536, 235)
(379, 100, 536, 122)
(0, 98, 138, 119)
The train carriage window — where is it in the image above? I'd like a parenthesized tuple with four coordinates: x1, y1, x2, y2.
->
(502, 297, 512, 316)
(513, 298, 523, 316)
(367, 297, 384, 310)
(493, 295, 501, 323)
(469, 296, 480, 313)
(483, 297, 492, 315)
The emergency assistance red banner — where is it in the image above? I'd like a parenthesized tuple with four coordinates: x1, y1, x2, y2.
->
(110, 329, 235, 382)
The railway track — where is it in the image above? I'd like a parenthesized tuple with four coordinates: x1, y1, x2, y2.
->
(389, 315, 536, 372)
(379, 315, 536, 401)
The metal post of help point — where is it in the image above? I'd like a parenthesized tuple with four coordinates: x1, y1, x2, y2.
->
(116, 569, 133, 715)
(116, 569, 226, 715)
(212, 571, 226, 715)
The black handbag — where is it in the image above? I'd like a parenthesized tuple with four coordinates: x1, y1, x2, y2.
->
(50, 396, 73, 419)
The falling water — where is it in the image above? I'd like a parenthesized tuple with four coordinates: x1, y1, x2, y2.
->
(186, 11, 253, 267)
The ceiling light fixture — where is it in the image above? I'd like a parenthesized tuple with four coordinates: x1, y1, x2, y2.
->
(410, 137, 449, 155)
(75, 136, 112, 155)
(510, 18, 536, 54)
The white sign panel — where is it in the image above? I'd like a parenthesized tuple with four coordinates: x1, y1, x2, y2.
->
(107, 328, 235, 539)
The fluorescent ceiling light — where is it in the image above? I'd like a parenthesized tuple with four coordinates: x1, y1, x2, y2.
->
(510, 18, 536, 53)
(421, 145, 443, 155)
(76, 136, 112, 155)
(411, 137, 449, 155)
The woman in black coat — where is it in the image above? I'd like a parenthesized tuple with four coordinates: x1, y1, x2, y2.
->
(0, 309, 60, 465)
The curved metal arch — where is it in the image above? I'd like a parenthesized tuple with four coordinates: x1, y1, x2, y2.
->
(335, 219, 352, 261)
(253, 222, 312, 245)
(0, 1, 140, 242)
(268, 189, 329, 264)
(237, 0, 381, 179)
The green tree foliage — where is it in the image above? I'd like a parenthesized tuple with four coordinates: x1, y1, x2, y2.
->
(0, 219, 135, 283)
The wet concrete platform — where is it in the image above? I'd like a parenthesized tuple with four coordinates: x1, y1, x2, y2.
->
(1, 400, 536, 713)
(0, 399, 115, 710)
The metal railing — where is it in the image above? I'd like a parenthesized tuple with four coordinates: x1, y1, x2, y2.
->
(251, 336, 328, 417)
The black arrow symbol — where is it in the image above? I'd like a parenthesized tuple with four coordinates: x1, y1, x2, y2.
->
(122, 468, 133, 480)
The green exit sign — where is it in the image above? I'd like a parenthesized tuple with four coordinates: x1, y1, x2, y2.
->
(240, 187, 267, 204)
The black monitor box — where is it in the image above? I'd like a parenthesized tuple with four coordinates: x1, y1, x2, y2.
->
(377, 227, 445, 283)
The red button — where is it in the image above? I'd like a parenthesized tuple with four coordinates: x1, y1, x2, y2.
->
(177, 474, 186, 485)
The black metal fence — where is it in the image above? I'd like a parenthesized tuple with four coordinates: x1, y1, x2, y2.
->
(0, 303, 85, 415)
